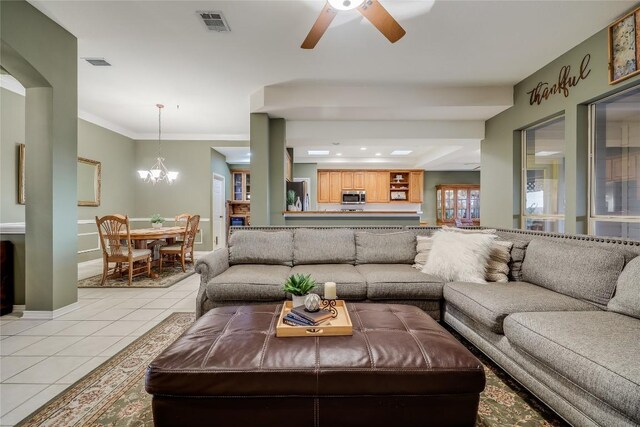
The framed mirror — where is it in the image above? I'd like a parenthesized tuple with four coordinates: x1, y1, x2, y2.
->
(77, 157, 101, 207)
(17, 147, 101, 207)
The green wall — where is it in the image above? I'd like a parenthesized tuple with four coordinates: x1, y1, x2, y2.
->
(422, 171, 480, 225)
(0, 89, 25, 223)
(77, 119, 136, 262)
(1, 0, 78, 312)
(292, 163, 318, 211)
(483, 26, 640, 232)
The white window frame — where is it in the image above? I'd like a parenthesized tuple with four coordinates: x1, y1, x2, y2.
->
(588, 86, 640, 236)
(521, 116, 566, 231)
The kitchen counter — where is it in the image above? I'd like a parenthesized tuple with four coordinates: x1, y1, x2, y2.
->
(282, 211, 421, 226)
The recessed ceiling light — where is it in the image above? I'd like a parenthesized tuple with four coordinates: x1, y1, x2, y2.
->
(360, 147, 367, 151)
(82, 57, 111, 66)
(336, 153, 342, 156)
(375, 153, 382, 156)
(308, 150, 330, 156)
(390, 150, 413, 156)
(332, 142, 340, 146)
(535, 151, 561, 157)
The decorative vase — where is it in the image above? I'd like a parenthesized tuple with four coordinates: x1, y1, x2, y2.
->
(152, 222, 162, 229)
(292, 294, 306, 307)
(304, 294, 321, 312)
(295, 197, 302, 211)
(288, 204, 297, 212)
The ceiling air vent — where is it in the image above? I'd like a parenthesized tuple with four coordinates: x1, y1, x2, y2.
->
(198, 11, 230, 32)
(83, 58, 111, 66)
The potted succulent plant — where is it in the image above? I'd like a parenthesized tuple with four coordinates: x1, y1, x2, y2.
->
(287, 190, 297, 211)
(150, 214, 165, 229)
(283, 274, 316, 307)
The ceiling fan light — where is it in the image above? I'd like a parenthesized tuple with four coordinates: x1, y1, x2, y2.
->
(328, 0, 365, 11)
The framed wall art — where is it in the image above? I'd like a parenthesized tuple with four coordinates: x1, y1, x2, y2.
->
(609, 6, 640, 84)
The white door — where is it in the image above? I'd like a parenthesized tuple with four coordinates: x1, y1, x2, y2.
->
(213, 176, 225, 249)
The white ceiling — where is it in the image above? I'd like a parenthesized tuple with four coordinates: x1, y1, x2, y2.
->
(10, 1, 635, 171)
(26, 0, 634, 142)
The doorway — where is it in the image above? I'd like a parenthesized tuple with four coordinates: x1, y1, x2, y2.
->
(212, 174, 226, 249)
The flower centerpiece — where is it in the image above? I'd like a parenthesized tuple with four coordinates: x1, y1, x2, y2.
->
(150, 214, 165, 229)
(283, 274, 316, 307)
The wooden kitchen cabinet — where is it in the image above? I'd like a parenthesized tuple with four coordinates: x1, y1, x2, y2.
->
(436, 184, 480, 225)
(318, 171, 330, 203)
(364, 171, 379, 202)
(377, 171, 390, 203)
(408, 171, 424, 203)
(353, 172, 365, 189)
(329, 171, 342, 203)
(342, 171, 354, 189)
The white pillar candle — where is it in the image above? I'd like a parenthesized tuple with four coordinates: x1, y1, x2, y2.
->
(324, 282, 337, 300)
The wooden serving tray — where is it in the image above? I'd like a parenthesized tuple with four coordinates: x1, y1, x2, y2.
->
(276, 300, 353, 338)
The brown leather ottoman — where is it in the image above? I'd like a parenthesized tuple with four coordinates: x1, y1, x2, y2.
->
(145, 303, 485, 427)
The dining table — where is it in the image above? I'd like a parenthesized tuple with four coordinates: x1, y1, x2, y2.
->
(126, 226, 186, 249)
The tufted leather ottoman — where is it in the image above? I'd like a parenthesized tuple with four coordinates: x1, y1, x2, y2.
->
(145, 303, 485, 427)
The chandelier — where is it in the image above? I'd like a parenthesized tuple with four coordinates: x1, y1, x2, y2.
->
(137, 104, 179, 184)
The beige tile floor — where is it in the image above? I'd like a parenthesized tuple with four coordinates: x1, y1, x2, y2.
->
(0, 258, 199, 426)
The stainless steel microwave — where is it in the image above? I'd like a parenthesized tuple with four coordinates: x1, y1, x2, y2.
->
(342, 190, 366, 205)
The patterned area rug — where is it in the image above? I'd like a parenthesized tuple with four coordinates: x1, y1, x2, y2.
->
(18, 313, 568, 427)
(77, 265, 194, 288)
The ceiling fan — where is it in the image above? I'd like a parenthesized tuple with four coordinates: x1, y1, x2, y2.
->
(301, 0, 406, 49)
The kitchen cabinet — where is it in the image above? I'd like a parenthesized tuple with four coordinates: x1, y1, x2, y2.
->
(408, 171, 424, 203)
(318, 169, 422, 204)
(318, 171, 330, 203)
(436, 184, 480, 225)
(329, 171, 342, 203)
(342, 171, 354, 189)
(232, 170, 250, 202)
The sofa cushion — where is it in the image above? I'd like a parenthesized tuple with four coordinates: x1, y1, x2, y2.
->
(443, 281, 600, 334)
(608, 256, 640, 319)
(229, 230, 293, 267)
(508, 239, 529, 282)
(289, 264, 366, 300)
(355, 231, 416, 264)
(521, 239, 625, 307)
(207, 265, 291, 301)
(293, 228, 356, 265)
(486, 240, 513, 283)
(412, 235, 433, 270)
(357, 264, 444, 300)
(504, 311, 640, 423)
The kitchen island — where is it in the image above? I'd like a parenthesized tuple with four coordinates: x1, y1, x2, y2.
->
(282, 211, 421, 226)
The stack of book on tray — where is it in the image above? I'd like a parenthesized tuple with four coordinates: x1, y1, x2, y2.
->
(283, 306, 333, 327)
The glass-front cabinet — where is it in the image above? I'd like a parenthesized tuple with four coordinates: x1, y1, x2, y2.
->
(435, 184, 480, 226)
(232, 170, 250, 202)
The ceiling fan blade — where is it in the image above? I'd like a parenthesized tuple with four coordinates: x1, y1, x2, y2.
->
(301, 3, 338, 49)
(357, 0, 406, 43)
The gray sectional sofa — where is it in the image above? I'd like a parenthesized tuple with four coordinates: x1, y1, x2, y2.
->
(194, 226, 640, 427)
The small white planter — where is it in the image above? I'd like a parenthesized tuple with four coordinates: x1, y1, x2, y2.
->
(291, 295, 306, 307)
(151, 223, 163, 229)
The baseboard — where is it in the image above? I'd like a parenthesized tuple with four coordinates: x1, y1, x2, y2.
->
(22, 301, 80, 320)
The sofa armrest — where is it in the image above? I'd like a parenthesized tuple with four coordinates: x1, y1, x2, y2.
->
(195, 247, 230, 284)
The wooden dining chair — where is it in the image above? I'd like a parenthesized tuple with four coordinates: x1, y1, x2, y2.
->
(96, 215, 152, 286)
(174, 213, 191, 227)
(159, 215, 200, 273)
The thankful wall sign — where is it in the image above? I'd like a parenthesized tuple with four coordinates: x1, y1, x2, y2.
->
(526, 54, 592, 106)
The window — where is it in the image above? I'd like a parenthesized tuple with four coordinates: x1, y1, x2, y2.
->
(589, 86, 640, 240)
(522, 117, 566, 233)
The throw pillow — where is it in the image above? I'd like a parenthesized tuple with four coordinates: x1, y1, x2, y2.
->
(422, 231, 496, 283)
(412, 235, 433, 270)
(607, 256, 640, 319)
(486, 240, 514, 283)
(441, 225, 498, 234)
(355, 231, 416, 264)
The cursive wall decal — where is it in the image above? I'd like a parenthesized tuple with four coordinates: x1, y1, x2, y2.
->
(526, 54, 592, 106)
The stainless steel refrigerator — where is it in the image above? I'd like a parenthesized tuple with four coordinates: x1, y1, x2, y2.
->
(286, 180, 308, 211)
